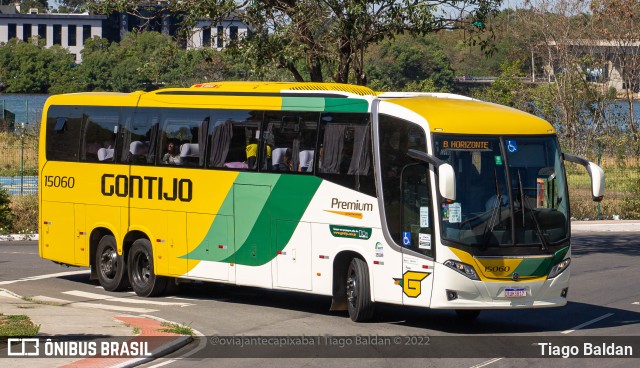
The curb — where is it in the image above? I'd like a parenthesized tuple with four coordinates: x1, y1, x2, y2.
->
(59, 316, 192, 368)
(0, 234, 38, 241)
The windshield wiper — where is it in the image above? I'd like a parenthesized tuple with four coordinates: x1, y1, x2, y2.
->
(480, 168, 502, 249)
(517, 169, 550, 252)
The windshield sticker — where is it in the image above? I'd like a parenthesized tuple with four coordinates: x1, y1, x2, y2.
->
(495, 155, 503, 165)
(442, 140, 491, 151)
(402, 232, 412, 246)
(418, 233, 432, 250)
(506, 140, 518, 153)
(449, 203, 462, 223)
(420, 207, 429, 227)
(442, 204, 449, 221)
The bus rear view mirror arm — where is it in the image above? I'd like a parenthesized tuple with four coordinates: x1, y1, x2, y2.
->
(407, 149, 456, 201)
(563, 153, 605, 202)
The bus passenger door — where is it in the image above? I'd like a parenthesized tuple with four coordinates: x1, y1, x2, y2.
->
(233, 184, 272, 288)
(400, 163, 435, 307)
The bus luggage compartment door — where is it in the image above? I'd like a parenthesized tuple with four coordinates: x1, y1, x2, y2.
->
(233, 184, 272, 288)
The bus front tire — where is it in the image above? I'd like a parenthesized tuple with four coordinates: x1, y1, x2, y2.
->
(96, 235, 129, 292)
(128, 238, 167, 297)
(346, 258, 375, 322)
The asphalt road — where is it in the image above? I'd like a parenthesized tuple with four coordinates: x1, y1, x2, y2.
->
(0, 232, 638, 368)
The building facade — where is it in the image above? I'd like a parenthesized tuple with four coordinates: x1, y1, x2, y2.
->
(0, 6, 249, 64)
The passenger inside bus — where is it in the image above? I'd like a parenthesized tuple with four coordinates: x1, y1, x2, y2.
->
(162, 141, 180, 165)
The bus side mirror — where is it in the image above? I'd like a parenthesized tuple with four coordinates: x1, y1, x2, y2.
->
(563, 153, 605, 202)
(438, 163, 456, 202)
(407, 149, 456, 201)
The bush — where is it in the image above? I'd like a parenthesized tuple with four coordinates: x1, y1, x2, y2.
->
(0, 187, 13, 234)
(9, 194, 38, 234)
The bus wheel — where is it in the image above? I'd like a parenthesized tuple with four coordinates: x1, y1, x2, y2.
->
(455, 309, 481, 321)
(346, 258, 375, 322)
(128, 239, 167, 297)
(96, 235, 129, 291)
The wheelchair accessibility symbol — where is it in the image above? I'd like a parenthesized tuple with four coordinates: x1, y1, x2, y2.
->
(506, 140, 518, 153)
(402, 231, 411, 246)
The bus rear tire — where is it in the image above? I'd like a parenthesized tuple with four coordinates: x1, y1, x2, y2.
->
(96, 235, 129, 291)
(128, 238, 167, 297)
(346, 258, 375, 322)
(455, 309, 481, 321)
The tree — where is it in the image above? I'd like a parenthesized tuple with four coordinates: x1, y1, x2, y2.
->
(88, 0, 504, 85)
(365, 34, 454, 92)
(55, 0, 85, 13)
(19, 0, 48, 12)
(591, 0, 640, 144)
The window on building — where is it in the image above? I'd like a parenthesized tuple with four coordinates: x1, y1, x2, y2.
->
(68, 25, 76, 46)
(37, 24, 46, 43)
(8, 24, 16, 40)
(229, 26, 238, 44)
(53, 24, 62, 45)
(202, 26, 211, 47)
(216, 26, 223, 48)
(23, 24, 32, 41)
(82, 25, 91, 43)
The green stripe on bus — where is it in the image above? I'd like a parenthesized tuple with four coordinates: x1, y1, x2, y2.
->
(282, 97, 325, 111)
(323, 98, 369, 112)
(184, 174, 321, 266)
(510, 246, 570, 278)
(225, 175, 322, 266)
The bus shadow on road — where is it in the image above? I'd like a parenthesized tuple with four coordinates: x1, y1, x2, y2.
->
(571, 233, 640, 257)
(378, 301, 640, 334)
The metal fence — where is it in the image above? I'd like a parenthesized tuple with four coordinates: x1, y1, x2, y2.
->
(1, 138, 38, 195)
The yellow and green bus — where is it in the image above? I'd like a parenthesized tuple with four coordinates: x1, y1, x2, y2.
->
(39, 82, 604, 321)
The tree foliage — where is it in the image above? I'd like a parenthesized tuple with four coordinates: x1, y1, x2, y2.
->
(87, 0, 503, 85)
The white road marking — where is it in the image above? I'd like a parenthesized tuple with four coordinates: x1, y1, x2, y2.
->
(0, 251, 38, 255)
(633, 302, 639, 305)
(0, 270, 89, 286)
(62, 290, 193, 307)
(145, 359, 176, 368)
(469, 358, 503, 368)
(33, 295, 158, 313)
(562, 313, 614, 334)
(166, 296, 201, 301)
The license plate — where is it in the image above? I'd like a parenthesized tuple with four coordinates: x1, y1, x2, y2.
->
(505, 288, 527, 297)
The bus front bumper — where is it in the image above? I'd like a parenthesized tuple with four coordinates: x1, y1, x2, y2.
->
(429, 262, 570, 309)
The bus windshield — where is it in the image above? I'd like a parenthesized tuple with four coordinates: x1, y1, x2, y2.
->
(433, 135, 569, 248)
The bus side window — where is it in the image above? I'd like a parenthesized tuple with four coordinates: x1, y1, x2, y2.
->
(158, 109, 209, 168)
(124, 111, 158, 165)
(317, 113, 374, 196)
(45, 106, 84, 162)
(208, 110, 262, 171)
(80, 107, 120, 163)
(262, 111, 319, 173)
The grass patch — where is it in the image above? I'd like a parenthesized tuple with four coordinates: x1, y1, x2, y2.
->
(159, 322, 192, 335)
(133, 327, 141, 335)
(0, 314, 40, 341)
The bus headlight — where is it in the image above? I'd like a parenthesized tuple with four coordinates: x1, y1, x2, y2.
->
(444, 260, 480, 280)
(548, 258, 571, 279)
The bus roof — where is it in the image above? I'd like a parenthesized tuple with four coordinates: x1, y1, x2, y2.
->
(189, 81, 376, 97)
(382, 96, 555, 135)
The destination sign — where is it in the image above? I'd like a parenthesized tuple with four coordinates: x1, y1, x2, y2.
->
(441, 140, 491, 151)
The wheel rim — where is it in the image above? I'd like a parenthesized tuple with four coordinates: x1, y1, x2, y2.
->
(99, 247, 118, 280)
(347, 268, 358, 306)
(133, 250, 151, 286)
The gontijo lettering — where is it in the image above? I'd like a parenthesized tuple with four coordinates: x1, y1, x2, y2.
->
(101, 174, 192, 202)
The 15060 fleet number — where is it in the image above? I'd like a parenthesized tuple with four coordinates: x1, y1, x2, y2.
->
(44, 176, 75, 188)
